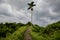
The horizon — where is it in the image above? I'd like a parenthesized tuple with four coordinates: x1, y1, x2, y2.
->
(0, 20, 60, 27)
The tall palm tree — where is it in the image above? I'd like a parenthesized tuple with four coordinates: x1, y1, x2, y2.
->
(28, 1, 36, 26)
(28, 1, 36, 11)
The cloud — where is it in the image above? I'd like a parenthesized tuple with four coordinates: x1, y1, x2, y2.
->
(32, 0, 60, 26)
(0, 2, 31, 23)
(0, 3, 13, 16)
(6, 0, 32, 10)
(0, 0, 60, 26)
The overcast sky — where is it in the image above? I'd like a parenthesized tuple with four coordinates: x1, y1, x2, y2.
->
(0, 0, 60, 26)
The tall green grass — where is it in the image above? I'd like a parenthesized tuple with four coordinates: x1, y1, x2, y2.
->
(30, 25, 60, 40)
(30, 26, 46, 40)
(5, 26, 28, 40)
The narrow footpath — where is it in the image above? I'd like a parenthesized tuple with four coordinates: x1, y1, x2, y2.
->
(23, 27, 32, 40)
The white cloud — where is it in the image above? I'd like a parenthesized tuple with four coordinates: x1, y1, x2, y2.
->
(0, 0, 60, 26)
(0, 2, 31, 23)
(32, 0, 60, 26)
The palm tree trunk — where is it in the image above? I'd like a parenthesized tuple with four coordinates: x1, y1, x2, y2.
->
(31, 11, 33, 27)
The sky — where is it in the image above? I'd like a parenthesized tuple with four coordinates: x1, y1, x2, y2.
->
(0, 0, 60, 26)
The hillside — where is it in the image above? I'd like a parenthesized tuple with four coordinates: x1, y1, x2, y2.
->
(31, 21, 60, 40)
(0, 21, 60, 40)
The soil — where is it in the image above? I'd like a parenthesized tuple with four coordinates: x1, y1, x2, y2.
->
(23, 27, 32, 40)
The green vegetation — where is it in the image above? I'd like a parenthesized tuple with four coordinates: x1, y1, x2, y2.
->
(31, 21, 60, 40)
(0, 22, 26, 40)
(5, 26, 28, 40)
(0, 21, 60, 40)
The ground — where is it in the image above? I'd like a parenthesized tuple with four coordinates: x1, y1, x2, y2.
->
(23, 27, 32, 40)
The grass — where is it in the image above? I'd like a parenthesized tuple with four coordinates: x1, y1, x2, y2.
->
(30, 30, 46, 40)
(30, 26, 60, 40)
(5, 26, 28, 40)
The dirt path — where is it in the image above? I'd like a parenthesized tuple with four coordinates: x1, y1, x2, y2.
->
(23, 27, 32, 40)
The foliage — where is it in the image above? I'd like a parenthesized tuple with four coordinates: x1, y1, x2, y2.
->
(0, 21, 60, 40)
(31, 21, 60, 40)
(0, 22, 25, 40)
(5, 26, 28, 40)
(26, 22, 33, 26)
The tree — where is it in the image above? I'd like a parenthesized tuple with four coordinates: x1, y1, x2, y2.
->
(28, 1, 36, 11)
(28, 1, 36, 26)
